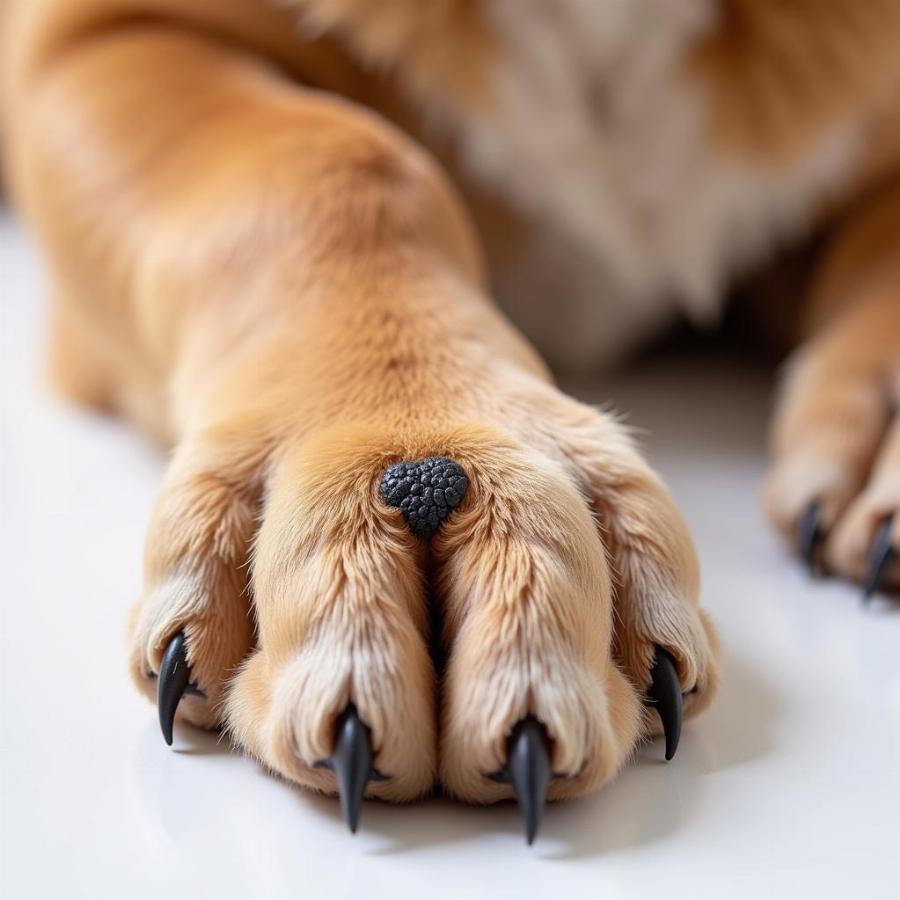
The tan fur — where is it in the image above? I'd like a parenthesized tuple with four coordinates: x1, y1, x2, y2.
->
(765, 180, 900, 581)
(694, 0, 900, 163)
(1, 0, 896, 806)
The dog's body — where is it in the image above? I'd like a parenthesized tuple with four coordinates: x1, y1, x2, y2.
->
(2, 0, 898, 812)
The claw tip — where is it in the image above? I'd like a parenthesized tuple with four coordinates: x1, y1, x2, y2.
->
(157, 631, 192, 747)
(507, 717, 552, 845)
(862, 515, 895, 604)
(798, 502, 823, 575)
(647, 647, 683, 762)
(325, 706, 374, 834)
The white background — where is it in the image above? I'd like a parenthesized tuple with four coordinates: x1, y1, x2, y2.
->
(2, 213, 898, 899)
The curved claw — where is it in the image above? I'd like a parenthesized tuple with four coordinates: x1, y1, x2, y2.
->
(798, 501, 823, 575)
(320, 706, 378, 834)
(647, 647, 683, 761)
(863, 514, 896, 603)
(157, 631, 193, 746)
(504, 717, 552, 845)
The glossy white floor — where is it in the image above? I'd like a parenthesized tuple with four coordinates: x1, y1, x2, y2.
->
(2, 213, 898, 900)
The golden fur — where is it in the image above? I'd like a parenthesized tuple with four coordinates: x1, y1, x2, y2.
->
(1, 0, 896, 805)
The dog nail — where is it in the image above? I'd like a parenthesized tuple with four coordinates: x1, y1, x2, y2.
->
(157, 631, 194, 746)
(646, 647, 683, 761)
(862, 515, 895, 604)
(318, 705, 378, 833)
(798, 501, 823, 575)
(502, 717, 552, 845)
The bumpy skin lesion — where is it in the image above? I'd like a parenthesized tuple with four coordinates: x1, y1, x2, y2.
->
(380, 456, 470, 539)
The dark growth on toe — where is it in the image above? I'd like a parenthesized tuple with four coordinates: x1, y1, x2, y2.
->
(380, 456, 469, 539)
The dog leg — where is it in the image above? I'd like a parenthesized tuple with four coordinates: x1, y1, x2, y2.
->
(6, 8, 719, 835)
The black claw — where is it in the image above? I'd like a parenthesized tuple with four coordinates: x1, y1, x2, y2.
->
(798, 501, 824, 575)
(863, 515, 896, 604)
(157, 631, 194, 746)
(503, 717, 552, 845)
(646, 647, 683, 761)
(319, 706, 377, 834)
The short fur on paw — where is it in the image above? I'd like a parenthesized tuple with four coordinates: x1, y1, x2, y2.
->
(133, 405, 718, 807)
(379, 456, 469, 539)
(765, 293, 899, 592)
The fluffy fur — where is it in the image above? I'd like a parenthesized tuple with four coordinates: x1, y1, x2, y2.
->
(1, 0, 896, 805)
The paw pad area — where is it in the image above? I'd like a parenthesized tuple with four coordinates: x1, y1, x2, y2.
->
(380, 457, 469, 539)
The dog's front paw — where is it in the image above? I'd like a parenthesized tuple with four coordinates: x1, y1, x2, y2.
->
(765, 315, 899, 599)
(130, 375, 719, 839)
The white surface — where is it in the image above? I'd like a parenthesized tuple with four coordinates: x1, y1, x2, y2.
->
(2, 212, 898, 900)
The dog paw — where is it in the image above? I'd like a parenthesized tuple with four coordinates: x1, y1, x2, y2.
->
(765, 327, 899, 599)
(132, 378, 719, 839)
